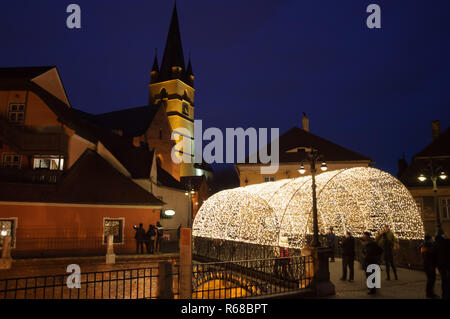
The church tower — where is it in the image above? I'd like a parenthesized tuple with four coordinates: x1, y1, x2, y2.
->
(149, 4, 196, 177)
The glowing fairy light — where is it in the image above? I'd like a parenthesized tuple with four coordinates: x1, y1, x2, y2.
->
(192, 167, 425, 249)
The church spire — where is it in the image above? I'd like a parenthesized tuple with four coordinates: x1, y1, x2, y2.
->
(150, 49, 159, 83)
(159, 3, 186, 82)
(185, 57, 194, 87)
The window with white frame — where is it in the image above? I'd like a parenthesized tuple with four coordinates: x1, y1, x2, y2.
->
(8, 103, 26, 123)
(0, 218, 17, 248)
(33, 155, 64, 170)
(264, 176, 275, 182)
(441, 198, 450, 220)
(2, 154, 22, 169)
(103, 218, 124, 244)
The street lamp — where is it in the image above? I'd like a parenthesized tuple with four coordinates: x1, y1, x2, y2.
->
(185, 183, 195, 228)
(417, 160, 447, 236)
(299, 148, 327, 247)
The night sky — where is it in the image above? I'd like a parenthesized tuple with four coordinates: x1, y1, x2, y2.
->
(1, 0, 449, 175)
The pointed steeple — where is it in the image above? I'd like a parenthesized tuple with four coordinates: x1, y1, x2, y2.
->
(150, 49, 159, 83)
(152, 49, 159, 73)
(185, 57, 194, 87)
(159, 3, 186, 82)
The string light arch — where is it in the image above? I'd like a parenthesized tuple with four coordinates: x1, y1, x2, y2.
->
(193, 167, 425, 248)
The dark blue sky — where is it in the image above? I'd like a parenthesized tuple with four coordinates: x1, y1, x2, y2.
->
(1, 0, 449, 175)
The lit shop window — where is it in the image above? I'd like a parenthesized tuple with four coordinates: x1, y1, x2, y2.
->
(103, 218, 124, 244)
(33, 156, 64, 170)
(8, 103, 25, 123)
(0, 218, 16, 248)
(2, 154, 22, 168)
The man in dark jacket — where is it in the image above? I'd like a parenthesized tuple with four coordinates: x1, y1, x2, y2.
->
(380, 232, 398, 280)
(435, 233, 450, 299)
(361, 232, 383, 295)
(420, 234, 438, 298)
(134, 223, 146, 254)
(146, 225, 156, 254)
(340, 231, 355, 282)
(326, 227, 336, 262)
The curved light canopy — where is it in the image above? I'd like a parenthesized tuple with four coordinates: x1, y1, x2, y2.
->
(193, 167, 424, 249)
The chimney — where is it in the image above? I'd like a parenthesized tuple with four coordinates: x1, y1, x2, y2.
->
(302, 113, 309, 132)
(431, 120, 440, 140)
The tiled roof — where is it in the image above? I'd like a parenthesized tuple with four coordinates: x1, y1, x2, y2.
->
(0, 150, 164, 206)
(157, 165, 184, 190)
(244, 126, 372, 164)
(398, 127, 450, 188)
(86, 105, 160, 137)
(0, 66, 55, 80)
(0, 79, 154, 179)
(415, 127, 450, 158)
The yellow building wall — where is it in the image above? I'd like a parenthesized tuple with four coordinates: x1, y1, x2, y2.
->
(149, 79, 197, 177)
(409, 187, 450, 237)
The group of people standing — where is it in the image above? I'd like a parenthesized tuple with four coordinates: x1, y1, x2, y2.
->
(134, 222, 164, 254)
(326, 225, 398, 295)
(326, 225, 450, 298)
(420, 232, 450, 299)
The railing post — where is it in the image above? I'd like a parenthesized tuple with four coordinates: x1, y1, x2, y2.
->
(304, 246, 335, 297)
(105, 235, 115, 264)
(0, 236, 13, 270)
(179, 228, 192, 299)
(158, 261, 174, 299)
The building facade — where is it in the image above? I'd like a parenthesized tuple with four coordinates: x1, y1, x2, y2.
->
(398, 121, 450, 236)
(0, 5, 211, 256)
(235, 114, 373, 186)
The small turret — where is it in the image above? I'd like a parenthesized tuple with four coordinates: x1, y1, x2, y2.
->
(150, 51, 159, 83)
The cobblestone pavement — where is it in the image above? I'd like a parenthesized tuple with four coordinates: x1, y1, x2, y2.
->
(328, 258, 443, 299)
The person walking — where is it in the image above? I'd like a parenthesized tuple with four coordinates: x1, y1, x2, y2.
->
(340, 231, 355, 282)
(146, 224, 156, 254)
(326, 227, 336, 262)
(435, 233, 450, 299)
(279, 246, 292, 280)
(155, 221, 164, 253)
(380, 231, 398, 280)
(134, 223, 146, 254)
(420, 234, 438, 298)
(361, 232, 383, 295)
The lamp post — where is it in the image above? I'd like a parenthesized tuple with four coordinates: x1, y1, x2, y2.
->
(299, 148, 327, 247)
(185, 186, 195, 228)
(417, 161, 447, 236)
(298, 148, 334, 297)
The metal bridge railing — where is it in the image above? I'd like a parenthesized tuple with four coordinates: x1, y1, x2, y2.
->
(0, 267, 160, 299)
(191, 255, 314, 299)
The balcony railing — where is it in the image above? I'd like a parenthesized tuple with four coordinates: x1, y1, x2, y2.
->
(0, 167, 64, 184)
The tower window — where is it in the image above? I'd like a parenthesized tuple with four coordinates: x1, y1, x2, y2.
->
(8, 103, 26, 123)
(182, 103, 189, 116)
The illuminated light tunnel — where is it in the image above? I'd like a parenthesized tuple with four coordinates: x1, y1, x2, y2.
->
(193, 167, 424, 248)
